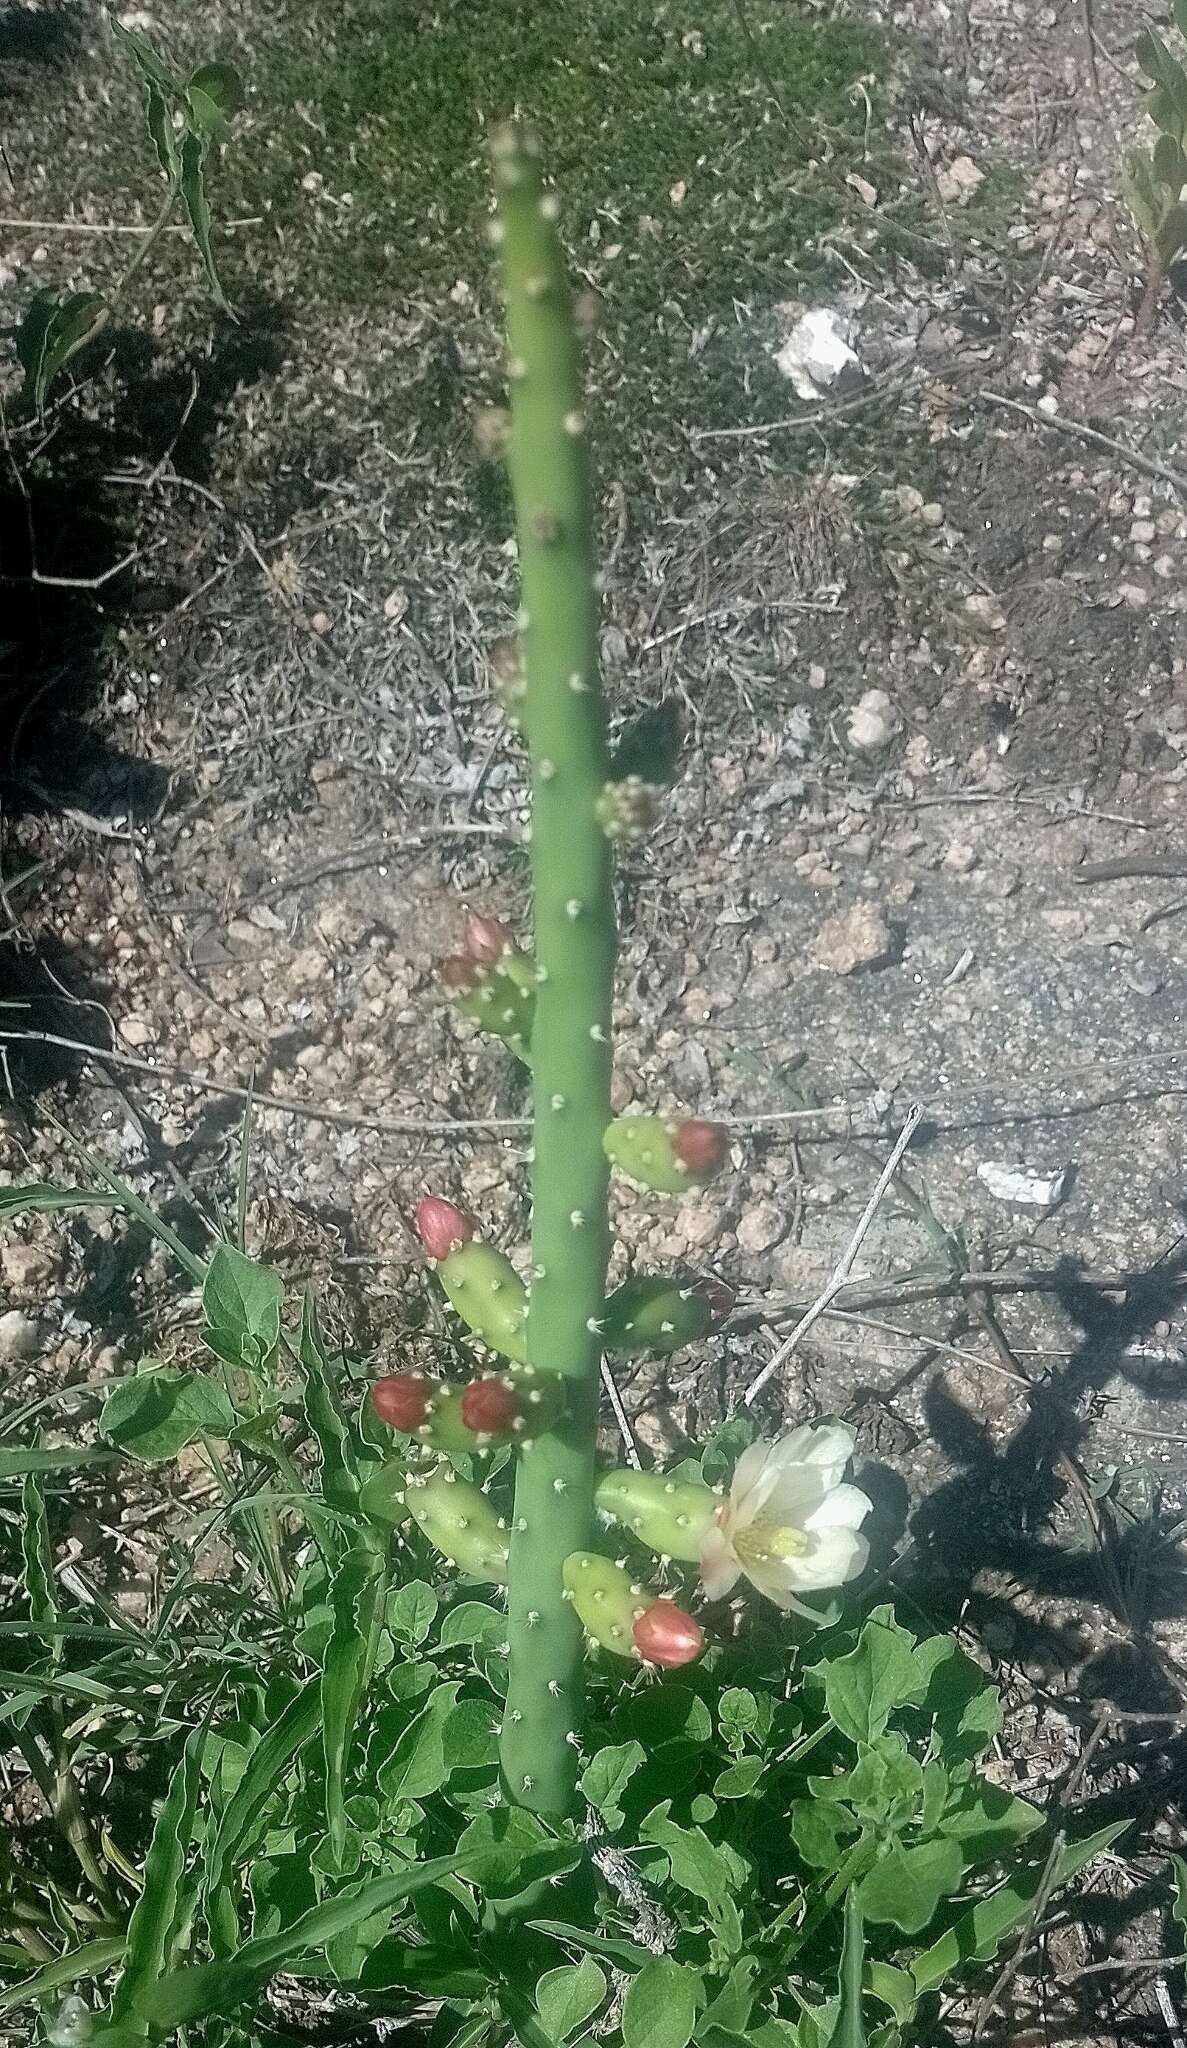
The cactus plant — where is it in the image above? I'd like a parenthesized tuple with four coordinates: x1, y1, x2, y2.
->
(594, 1467, 719, 1563)
(602, 1274, 720, 1355)
(563, 1551, 705, 1666)
(417, 1202, 531, 1365)
(486, 121, 619, 1815)
(403, 1464, 509, 1583)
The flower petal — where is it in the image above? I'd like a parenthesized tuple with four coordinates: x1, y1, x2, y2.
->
(803, 1483, 872, 1534)
(783, 1525, 870, 1592)
(700, 1525, 742, 1602)
(729, 1438, 777, 1520)
(742, 1555, 820, 1610)
(795, 1422, 857, 1478)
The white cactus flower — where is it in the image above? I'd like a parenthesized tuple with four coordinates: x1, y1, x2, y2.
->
(699, 1423, 872, 1611)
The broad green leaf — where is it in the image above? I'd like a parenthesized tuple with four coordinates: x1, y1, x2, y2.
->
(919, 1641, 1001, 1761)
(626, 1685, 712, 1748)
(527, 1920, 652, 1972)
(457, 1807, 578, 1899)
(639, 1808, 743, 1955)
(1124, 150, 1164, 236)
(1158, 200, 1187, 260)
(536, 1956, 608, 2043)
(1176, 0, 1187, 41)
(110, 1724, 204, 2021)
(718, 1688, 760, 1747)
(1172, 1851, 1187, 1934)
(836, 1885, 867, 2048)
(1138, 25, 1187, 111)
(858, 1837, 965, 1933)
(142, 79, 181, 184)
(100, 1369, 237, 1463)
(322, 1546, 384, 1866)
(863, 1963, 915, 2027)
(442, 1695, 499, 1772)
(581, 1740, 646, 1825)
(822, 1611, 923, 1746)
(701, 1957, 759, 2036)
(1153, 133, 1187, 189)
(911, 1822, 1128, 1995)
(0, 1443, 117, 1479)
(714, 1756, 764, 1798)
(791, 1797, 859, 1872)
(623, 1957, 702, 2048)
(388, 1580, 438, 1648)
(186, 62, 245, 139)
(205, 1686, 321, 1953)
(16, 290, 107, 411)
(437, 1600, 506, 1650)
(202, 1244, 282, 1371)
(378, 1682, 462, 1805)
(137, 1854, 469, 2030)
(297, 1293, 361, 1526)
(936, 1780, 1042, 1864)
(0, 1936, 126, 2014)
(179, 130, 232, 312)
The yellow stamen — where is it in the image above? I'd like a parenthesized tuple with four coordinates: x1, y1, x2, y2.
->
(734, 1515, 808, 1566)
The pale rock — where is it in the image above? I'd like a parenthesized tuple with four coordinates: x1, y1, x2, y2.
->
(2, 1244, 57, 1293)
(847, 688, 900, 752)
(965, 593, 1007, 632)
(675, 1198, 723, 1249)
(811, 903, 894, 976)
(936, 155, 985, 204)
(119, 1016, 155, 1048)
(736, 1202, 784, 1255)
(942, 841, 977, 874)
(977, 1161, 1070, 1209)
(0, 1310, 40, 1363)
(289, 947, 329, 988)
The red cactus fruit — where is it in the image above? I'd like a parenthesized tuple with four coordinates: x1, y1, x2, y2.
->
(371, 1373, 433, 1431)
(632, 1599, 706, 1669)
(460, 1376, 521, 1437)
(462, 910, 513, 967)
(415, 1196, 475, 1261)
(439, 952, 481, 990)
(672, 1119, 729, 1177)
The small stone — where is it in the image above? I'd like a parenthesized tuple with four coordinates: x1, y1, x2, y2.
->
(189, 1029, 217, 1062)
(847, 687, 900, 752)
(965, 594, 1007, 632)
(0, 1309, 40, 1363)
(1117, 583, 1149, 609)
(675, 1199, 724, 1249)
(936, 154, 985, 203)
(308, 610, 332, 635)
(807, 663, 827, 691)
(119, 1016, 155, 1048)
(289, 947, 329, 988)
(942, 841, 977, 874)
(2, 1244, 56, 1292)
(1131, 521, 1157, 545)
(736, 1202, 784, 1255)
(811, 902, 894, 976)
(921, 502, 944, 527)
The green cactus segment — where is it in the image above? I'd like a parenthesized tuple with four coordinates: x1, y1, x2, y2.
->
(452, 957, 536, 1065)
(404, 1466, 509, 1584)
(490, 124, 616, 1817)
(603, 1275, 714, 1355)
(358, 1462, 412, 1531)
(562, 1551, 650, 1658)
(594, 1469, 718, 1563)
(602, 1115, 716, 1193)
(438, 1241, 529, 1365)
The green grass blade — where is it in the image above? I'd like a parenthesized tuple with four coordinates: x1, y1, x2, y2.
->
(138, 1855, 472, 2031)
(0, 1936, 127, 2014)
(46, 1117, 207, 1286)
(236, 1076, 254, 1252)
(109, 1723, 205, 2024)
(204, 1685, 322, 1954)
(0, 1184, 125, 1220)
(180, 131, 231, 310)
(836, 1885, 867, 2048)
(321, 1544, 384, 1866)
(296, 1292, 364, 1532)
(19, 1473, 62, 1672)
(0, 1445, 117, 1480)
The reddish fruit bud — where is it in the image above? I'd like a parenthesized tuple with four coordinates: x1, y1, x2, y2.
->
(672, 1119, 729, 1176)
(463, 910, 513, 967)
(416, 1196, 475, 1261)
(460, 1376, 521, 1437)
(632, 1599, 706, 1669)
(696, 1277, 735, 1329)
(439, 952, 481, 990)
(371, 1373, 432, 1431)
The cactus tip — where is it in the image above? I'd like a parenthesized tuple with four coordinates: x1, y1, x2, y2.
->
(632, 1600, 706, 1669)
(371, 1373, 433, 1431)
(416, 1195, 475, 1261)
(672, 1119, 730, 1176)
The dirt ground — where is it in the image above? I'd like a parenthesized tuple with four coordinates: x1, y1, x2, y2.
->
(4, 0, 1187, 2032)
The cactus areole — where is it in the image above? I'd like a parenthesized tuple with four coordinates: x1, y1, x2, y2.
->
(490, 122, 616, 1817)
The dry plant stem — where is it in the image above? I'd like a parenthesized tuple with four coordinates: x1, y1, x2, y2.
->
(980, 389, 1187, 497)
(490, 125, 616, 1816)
(745, 1104, 923, 1406)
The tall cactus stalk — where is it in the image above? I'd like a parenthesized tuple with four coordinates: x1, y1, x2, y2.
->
(489, 123, 616, 1816)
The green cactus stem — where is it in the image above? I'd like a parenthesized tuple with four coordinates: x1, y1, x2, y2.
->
(440, 955, 535, 1066)
(490, 122, 616, 1817)
(602, 1274, 715, 1355)
(603, 1114, 729, 1194)
(404, 1465, 509, 1584)
(358, 1462, 412, 1531)
(562, 1551, 650, 1656)
(439, 1240, 530, 1365)
(594, 1468, 718, 1563)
